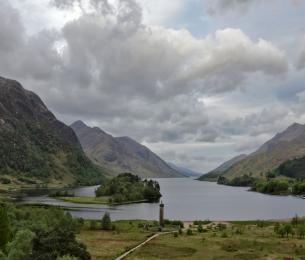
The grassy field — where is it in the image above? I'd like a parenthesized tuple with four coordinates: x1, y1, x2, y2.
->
(79, 220, 305, 260)
(77, 220, 160, 259)
(57, 196, 110, 204)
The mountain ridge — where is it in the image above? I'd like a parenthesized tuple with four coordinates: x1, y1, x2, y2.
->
(0, 77, 105, 186)
(71, 120, 183, 178)
(200, 123, 305, 181)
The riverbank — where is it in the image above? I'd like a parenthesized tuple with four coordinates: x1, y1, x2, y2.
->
(55, 196, 149, 205)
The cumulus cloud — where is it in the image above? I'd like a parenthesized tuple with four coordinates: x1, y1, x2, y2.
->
(0, 0, 288, 145)
(0, 0, 297, 171)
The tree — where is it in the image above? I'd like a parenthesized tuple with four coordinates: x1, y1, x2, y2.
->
(297, 224, 305, 239)
(0, 206, 10, 251)
(291, 214, 299, 227)
(7, 229, 35, 260)
(101, 212, 112, 230)
(283, 224, 293, 238)
(277, 225, 286, 238)
(197, 224, 203, 233)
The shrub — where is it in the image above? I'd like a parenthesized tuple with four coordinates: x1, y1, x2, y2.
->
(101, 212, 112, 230)
(90, 220, 98, 230)
(186, 229, 193, 235)
(0, 206, 11, 251)
(221, 232, 228, 238)
(6, 229, 35, 260)
(197, 224, 204, 233)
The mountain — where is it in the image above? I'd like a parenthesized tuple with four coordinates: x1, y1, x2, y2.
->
(0, 76, 105, 186)
(198, 154, 247, 181)
(203, 123, 305, 180)
(167, 162, 203, 177)
(71, 121, 183, 178)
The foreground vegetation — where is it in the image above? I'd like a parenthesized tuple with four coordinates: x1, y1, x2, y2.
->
(95, 173, 162, 203)
(125, 219, 305, 260)
(2, 203, 305, 259)
(78, 217, 305, 260)
(0, 204, 90, 260)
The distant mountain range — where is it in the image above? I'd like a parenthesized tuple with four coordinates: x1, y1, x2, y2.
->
(0, 77, 105, 186)
(199, 123, 305, 181)
(167, 162, 203, 177)
(71, 121, 183, 178)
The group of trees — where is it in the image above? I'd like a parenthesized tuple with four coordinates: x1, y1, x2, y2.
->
(218, 172, 305, 196)
(0, 204, 90, 260)
(217, 175, 256, 187)
(95, 173, 161, 203)
(274, 216, 305, 239)
(252, 179, 290, 195)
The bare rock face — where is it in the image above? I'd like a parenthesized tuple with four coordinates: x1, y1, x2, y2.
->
(0, 76, 105, 185)
(71, 120, 183, 178)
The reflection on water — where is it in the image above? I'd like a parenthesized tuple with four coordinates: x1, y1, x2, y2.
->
(21, 178, 305, 221)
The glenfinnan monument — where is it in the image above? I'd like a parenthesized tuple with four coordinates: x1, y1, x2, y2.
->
(159, 201, 164, 227)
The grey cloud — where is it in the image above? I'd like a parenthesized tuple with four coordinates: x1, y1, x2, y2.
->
(207, 0, 259, 15)
(296, 37, 305, 69)
(0, 0, 289, 146)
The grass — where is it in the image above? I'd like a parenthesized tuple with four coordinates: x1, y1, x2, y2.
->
(79, 220, 305, 260)
(56, 196, 149, 205)
(126, 221, 305, 260)
(57, 196, 110, 204)
(77, 220, 159, 260)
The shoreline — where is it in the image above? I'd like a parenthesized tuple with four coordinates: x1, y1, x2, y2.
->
(55, 196, 150, 205)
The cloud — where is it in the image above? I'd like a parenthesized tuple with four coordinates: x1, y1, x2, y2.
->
(296, 37, 305, 69)
(0, 0, 288, 146)
(207, 0, 259, 15)
(1, 0, 300, 172)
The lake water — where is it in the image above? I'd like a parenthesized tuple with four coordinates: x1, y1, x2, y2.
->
(21, 178, 305, 221)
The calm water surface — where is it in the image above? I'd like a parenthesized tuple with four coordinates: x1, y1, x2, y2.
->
(22, 178, 305, 221)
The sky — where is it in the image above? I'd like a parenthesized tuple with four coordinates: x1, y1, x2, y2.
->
(1, 0, 305, 173)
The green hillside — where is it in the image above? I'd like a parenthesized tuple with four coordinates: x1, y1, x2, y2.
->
(0, 76, 105, 187)
(203, 123, 305, 181)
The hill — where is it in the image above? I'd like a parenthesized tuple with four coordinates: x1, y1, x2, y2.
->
(0, 76, 105, 187)
(167, 162, 203, 177)
(198, 154, 247, 181)
(276, 156, 305, 180)
(202, 123, 305, 181)
(71, 121, 183, 178)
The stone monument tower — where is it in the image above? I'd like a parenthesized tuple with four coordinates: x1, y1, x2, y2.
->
(159, 201, 164, 227)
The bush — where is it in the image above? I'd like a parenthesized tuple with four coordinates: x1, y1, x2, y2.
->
(0, 177, 11, 184)
(5, 205, 91, 260)
(186, 229, 193, 236)
(0, 206, 11, 251)
(57, 255, 78, 260)
(6, 229, 35, 260)
(221, 232, 228, 238)
(90, 220, 98, 230)
(101, 212, 112, 231)
(197, 224, 204, 233)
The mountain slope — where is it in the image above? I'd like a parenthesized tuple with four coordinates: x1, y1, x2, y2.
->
(0, 76, 105, 186)
(167, 162, 203, 177)
(215, 123, 305, 180)
(198, 154, 247, 181)
(71, 121, 183, 178)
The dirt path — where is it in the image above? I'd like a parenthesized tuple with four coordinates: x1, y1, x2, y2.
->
(115, 232, 174, 260)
